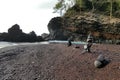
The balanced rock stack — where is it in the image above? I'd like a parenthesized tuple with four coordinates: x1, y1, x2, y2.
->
(94, 54, 110, 68)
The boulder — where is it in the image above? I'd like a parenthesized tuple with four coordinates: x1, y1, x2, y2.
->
(94, 54, 110, 68)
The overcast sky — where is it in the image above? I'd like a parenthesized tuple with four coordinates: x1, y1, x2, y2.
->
(0, 0, 59, 35)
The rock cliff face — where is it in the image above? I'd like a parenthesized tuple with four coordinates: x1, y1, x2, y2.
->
(0, 24, 44, 42)
(48, 17, 85, 41)
(47, 12, 120, 44)
(48, 17, 72, 40)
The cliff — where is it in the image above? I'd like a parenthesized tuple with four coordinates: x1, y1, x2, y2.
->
(47, 0, 120, 44)
(47, 12, 120, 44)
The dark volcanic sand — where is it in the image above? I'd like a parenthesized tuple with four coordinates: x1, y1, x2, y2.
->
(0, 43, 120, 80)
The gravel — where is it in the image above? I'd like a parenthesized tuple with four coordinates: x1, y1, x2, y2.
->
(0, 43, 120, 80)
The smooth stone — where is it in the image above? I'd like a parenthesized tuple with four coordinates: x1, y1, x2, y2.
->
(94, 60, 102, 68)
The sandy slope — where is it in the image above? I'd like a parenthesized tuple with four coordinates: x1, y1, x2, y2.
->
(0, 43, 120, 80)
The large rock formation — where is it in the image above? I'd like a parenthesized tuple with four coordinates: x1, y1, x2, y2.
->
(47, 17, 72, 40)
(0, 24, 44, 42)
(8, 24, 22, 35)
(47, 17, 85, 40)
(47, 12, 120, 44)
(7, 24, 24, 42)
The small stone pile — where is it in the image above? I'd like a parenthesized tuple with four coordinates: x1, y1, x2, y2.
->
(83, 33, 93, 53)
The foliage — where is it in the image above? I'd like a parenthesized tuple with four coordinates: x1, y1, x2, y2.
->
(53, 0, 75, 15)
(54, 0, 120, 18)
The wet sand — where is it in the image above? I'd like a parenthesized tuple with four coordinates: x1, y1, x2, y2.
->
(0, 43, 120, 80)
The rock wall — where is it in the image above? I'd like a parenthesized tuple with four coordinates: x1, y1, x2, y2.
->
(47, 13, 120, 44)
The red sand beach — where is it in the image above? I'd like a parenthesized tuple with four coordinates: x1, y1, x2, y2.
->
(0, 43, 120, 80)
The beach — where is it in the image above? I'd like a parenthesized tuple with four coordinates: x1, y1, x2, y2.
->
(0, 43, 120, 80)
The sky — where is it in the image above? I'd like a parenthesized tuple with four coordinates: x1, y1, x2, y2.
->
(0, 0, 60, 35)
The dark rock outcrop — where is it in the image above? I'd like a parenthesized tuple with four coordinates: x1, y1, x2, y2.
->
(47, 17, 84, 40)
(0, 24, 44, 42)
(8, 24, 22, 35)
(47, 17, 72, 40)
(0, 32, 8, 41)
(41, 33, 50, 40)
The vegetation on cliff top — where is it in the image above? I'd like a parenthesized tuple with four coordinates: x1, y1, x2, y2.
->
(54, 0, 120, 18)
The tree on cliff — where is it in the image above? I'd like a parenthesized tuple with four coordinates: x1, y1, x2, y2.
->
(54, 0, 120, 18)
(53, 0, 75, 15)
(109, 0, 120, 22)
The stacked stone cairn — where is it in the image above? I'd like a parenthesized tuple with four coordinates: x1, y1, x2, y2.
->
(84, 33, 93, 52)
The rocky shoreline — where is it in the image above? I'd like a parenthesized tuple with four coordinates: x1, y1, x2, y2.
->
(0, 43, 120, 80)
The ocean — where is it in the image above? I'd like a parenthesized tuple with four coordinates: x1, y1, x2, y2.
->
(0, 41, 49, 49)
(0, 41, 86, 49)
(0, 41, 18, 49)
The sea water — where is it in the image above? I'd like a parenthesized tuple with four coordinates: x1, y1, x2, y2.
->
(0, 41, 50, 49)
(0, 40, 86, 49)
(49, 40, 86, 44)
(0, 41, 18, 49)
